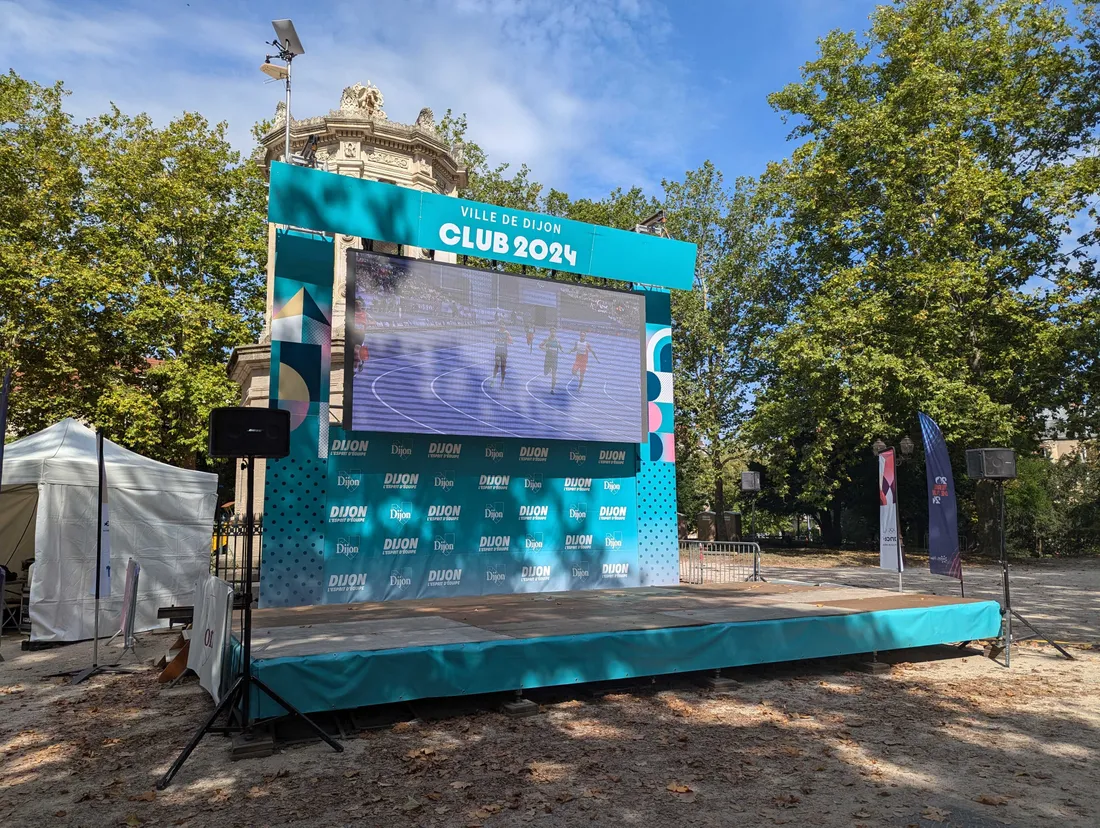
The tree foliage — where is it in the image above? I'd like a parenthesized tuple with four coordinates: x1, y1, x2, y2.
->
(0, 71, 266, 466)
(747, 0, 1100, 541)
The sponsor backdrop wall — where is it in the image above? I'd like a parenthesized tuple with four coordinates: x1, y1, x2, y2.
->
(260, 181, 682, 609)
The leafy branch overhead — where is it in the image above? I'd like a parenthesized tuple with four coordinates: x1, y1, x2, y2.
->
(0, 71, 266, 466)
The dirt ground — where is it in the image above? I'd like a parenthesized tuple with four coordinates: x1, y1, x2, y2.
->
(2, 561, 1098, 828)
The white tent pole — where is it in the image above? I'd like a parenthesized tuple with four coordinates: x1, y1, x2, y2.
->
(92, 430, 104, 668)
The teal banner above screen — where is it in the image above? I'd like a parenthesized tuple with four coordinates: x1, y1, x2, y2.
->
(267, 162, 697, 291)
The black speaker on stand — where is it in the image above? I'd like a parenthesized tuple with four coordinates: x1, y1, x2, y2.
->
(158, 408, 342, 789)
(966, 449, 1072, 667)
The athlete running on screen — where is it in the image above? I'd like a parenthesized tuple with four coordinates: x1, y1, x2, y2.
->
(569, 332, 600, 390)
(539, 327, 564, 392)
(492, 321, 513, 387)
(351, 299, 370, 374)
(525, 321, 535, 351)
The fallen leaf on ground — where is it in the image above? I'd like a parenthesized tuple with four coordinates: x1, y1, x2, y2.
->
(128, 791, 156, 802)
(976, 794, 1007, 806)
(921, 806, 950, 822)
(400, 797, 422, 812)
(451, 780, 473, 789)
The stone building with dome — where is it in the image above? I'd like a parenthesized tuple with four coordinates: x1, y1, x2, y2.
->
(226, 83, 468, 513)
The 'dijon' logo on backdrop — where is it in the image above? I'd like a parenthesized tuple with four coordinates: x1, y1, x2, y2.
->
(383, 472, 419, 490)
(328, 572, 367, 593)
(336, 470, 362, 490)
(428, 441, 462, 460)
(335, 536, 360, 557)
(484, 502, 505, 523)
(388, 502, 413, 525)
(331, 438, 369, 457)
(329, 505, 367, 524)
(382, 537, 419, 555)
(519, 445, 549, 463)
(427, 504, 462, 522)
(518, 504, 549, 521)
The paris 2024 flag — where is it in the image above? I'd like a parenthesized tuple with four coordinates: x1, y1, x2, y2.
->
(919, 412, 962, 580)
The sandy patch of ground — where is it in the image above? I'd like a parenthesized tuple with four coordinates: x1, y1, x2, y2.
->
(2, 630, 1097, 828)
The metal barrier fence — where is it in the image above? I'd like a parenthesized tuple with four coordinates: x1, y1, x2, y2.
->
(211, 514, 263, 600)
(679, 540, 762, 584)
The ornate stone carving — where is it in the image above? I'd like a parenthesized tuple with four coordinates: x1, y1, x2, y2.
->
(415, 107, 436, 134)
(433, 169, 453, 193)
(365, 149, 410, 169)
(339, 82, 386, 120)
(343, 141, 358, 159)
(273, 100, 287, 126)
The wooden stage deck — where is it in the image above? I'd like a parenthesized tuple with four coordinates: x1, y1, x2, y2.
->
(237, 583, 1001, 718)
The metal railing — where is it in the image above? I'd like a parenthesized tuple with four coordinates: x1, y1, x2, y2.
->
(679, 540, 763, 584)
(211, 514, 263, 600)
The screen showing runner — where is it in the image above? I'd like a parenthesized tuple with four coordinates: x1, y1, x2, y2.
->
(344, 250, 647, 443)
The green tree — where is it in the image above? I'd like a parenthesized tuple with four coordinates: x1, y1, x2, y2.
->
(749, 0, 1100, 543)
(0, 71, 266, 466)
(665, 165, 789, 537)
(0, 72, 91, 428)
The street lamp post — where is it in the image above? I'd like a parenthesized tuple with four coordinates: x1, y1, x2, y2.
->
(262, 20, 305, 164)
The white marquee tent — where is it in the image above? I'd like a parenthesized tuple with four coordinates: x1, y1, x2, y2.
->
(0, 419, 217, 642)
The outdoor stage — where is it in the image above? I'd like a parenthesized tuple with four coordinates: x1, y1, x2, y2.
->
(234, 582, 1001, 720)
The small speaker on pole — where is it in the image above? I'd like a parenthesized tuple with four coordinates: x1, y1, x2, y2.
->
(740, 471, 761, 492)
(209, 407, 291, 459)
(965, 448, 1017, 480)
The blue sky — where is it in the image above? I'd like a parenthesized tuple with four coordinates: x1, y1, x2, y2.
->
(1, 0, 882, 199)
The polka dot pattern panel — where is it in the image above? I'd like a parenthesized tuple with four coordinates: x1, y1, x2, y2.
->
(636, 457, 678, 585)
(260, 417, 327, 608)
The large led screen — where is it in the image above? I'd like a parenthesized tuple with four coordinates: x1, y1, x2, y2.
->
(344, 250, 647, 443)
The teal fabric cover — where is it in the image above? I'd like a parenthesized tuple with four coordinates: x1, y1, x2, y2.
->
(242, 600, 1001, 720)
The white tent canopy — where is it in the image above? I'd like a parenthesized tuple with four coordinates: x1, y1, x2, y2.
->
(0, 419, 217, 641)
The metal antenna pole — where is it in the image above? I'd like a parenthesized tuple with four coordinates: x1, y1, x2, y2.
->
(284, 54, 292, 162)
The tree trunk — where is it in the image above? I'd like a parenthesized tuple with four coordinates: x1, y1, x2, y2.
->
(713, 473, 728, 541)
(817, 508, 842, 547)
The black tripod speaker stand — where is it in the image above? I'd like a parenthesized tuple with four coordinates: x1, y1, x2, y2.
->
(989, 480, 1073, 668)
(158, 431, 343, 789)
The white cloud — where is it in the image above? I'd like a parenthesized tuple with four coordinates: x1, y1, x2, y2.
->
(0, 0, 696, 196)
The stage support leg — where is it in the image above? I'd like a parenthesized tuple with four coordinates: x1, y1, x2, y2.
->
(501, 690, 540, 718)
(698, 668, 741, 692)
(856, 650, 892, 675)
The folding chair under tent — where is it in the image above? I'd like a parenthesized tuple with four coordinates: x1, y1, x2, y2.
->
(0, 418, 217, 642)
